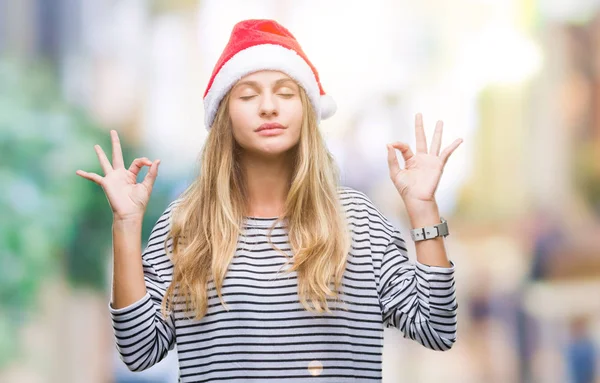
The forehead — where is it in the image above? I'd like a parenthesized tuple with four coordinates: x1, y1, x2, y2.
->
(235, 70, 296, 86)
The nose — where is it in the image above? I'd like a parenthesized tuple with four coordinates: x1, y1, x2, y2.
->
(259, 93, 278, 118)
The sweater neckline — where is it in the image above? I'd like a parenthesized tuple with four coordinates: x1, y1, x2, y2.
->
(242, 216, 287, 228)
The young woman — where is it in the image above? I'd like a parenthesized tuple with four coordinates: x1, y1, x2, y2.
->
(77, 19, 462, 382)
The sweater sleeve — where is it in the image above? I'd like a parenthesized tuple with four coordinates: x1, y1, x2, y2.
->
(348, 189, 458, 351)
(377, 229, 458, 351)
(108, 201, 178, 371)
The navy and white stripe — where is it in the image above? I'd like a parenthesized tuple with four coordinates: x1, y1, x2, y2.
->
(109, 187, 457, 382)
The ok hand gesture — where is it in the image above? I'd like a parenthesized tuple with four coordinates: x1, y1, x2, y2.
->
(76, 130, 160, 221)
(387, 113, 462, 204)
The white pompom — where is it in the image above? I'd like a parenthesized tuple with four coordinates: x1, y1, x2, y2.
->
(320, 94, 337, 120)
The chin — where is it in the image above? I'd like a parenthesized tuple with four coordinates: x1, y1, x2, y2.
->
(246, 141, 297, 158)
(256, 145, 295, 157)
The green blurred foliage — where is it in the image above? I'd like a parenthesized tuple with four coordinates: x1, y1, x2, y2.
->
(150, 0, 199, 14)
(0, 58, 173, 367)
(575, 140, 600, 216)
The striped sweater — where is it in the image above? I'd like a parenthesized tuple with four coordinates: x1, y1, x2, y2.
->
(109, 187, 458, 382)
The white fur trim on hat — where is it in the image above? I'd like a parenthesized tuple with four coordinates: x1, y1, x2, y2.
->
(203, 44, 334, 129)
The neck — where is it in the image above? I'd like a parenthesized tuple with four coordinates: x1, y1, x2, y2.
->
(240, 150, 294, 218)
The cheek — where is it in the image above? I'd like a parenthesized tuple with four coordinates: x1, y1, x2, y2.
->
(283, 99, 303, 127)
(229, 101, 249, 126)
(228, 101, 253, 139)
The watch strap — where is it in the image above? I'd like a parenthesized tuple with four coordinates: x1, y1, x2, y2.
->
(410, 217, 449, 242)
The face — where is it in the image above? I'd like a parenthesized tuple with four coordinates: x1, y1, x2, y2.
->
(228, 70, 303, 159)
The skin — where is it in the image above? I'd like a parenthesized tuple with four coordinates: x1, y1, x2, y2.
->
(228, 70, 303, 218)
(386, 114, 463, 267)
(75, 132, 158, 309)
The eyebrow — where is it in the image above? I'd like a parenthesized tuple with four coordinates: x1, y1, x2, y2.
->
(232, 78, 298, 92)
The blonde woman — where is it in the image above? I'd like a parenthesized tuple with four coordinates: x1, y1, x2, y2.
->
(77, 19, 462, 383)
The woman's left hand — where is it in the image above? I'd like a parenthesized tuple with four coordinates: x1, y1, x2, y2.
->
(386, 113, 463, 205)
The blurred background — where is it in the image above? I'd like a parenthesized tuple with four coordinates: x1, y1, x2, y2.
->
(1, 0, 600, 382)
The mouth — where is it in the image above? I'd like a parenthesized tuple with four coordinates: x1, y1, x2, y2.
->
(255, 122, 286, 132)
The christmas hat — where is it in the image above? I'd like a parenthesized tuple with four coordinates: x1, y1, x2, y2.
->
(203, 19, 337, 129)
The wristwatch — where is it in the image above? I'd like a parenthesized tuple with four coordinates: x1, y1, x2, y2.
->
(410, 217, 449, 242)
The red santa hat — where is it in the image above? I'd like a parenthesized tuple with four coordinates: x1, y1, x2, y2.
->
(203, 19, 337, 129)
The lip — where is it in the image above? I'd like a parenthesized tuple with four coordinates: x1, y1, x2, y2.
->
(255, 122, 286, 132)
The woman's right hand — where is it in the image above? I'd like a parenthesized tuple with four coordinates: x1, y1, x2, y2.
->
(76, 130, 160, 221)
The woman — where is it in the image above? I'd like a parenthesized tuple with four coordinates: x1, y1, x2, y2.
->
(77, 19, 462, 382)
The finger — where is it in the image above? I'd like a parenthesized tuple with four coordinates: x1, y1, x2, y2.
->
(128, 157, 152, 177)
(75, 170, 103, 185)
(94, 145, 113, 175)
(415, 113, 428, 153)
(386, 144, 401, 177)
(429, 120, 444, 156)
(111, 130, 125, 169)
(141, 159, 161, 191)
(440, 138, 463, 165)
(391, 141, 415, 163)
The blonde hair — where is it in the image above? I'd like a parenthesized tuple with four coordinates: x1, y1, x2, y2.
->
(161, 87, 351, 320)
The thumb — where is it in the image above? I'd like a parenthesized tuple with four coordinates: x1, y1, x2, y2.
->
(141, 159, 160, 191)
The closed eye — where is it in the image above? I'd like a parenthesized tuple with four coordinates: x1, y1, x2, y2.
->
(240, 95, 257, 100)
(278, 94, 295, 98)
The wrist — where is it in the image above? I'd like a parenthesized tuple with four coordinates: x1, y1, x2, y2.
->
(404, 200, 441, 228)
(113, 214, 144, 226)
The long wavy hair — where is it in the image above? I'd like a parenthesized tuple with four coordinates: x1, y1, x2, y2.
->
(161, 85, 351, 320)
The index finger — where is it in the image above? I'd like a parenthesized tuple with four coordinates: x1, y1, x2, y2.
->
(111, 130, 125, 169)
